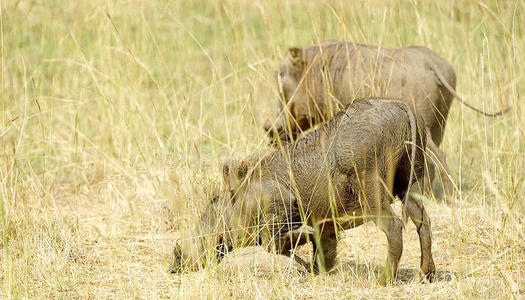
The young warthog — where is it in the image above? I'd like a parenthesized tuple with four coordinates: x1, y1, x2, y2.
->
(171, 99, 435, 284)
(265, 41, 509, 199)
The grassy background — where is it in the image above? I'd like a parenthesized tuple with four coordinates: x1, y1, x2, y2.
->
(1, 0, 524, 298)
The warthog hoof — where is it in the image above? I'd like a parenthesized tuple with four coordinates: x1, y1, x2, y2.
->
(422, 271, 435, 283)
(378, 273, 394, 286)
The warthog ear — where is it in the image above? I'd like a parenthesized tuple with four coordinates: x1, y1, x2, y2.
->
(210, 191, 220, 204)
(222, 160, 233, 186)
(222, 160, 249, 189)
(287, 47, 304, 66)
(236, 160, 248, 180)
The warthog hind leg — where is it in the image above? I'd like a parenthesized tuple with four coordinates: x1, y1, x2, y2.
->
(406, 184, 436, 282)
(373, 206, 404, 285)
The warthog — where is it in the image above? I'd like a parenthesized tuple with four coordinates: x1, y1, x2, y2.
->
(171, 99, 435, 284)
(264, 41, 509, 198)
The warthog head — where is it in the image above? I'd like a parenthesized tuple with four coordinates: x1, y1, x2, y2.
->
(169, 160, 266, 273)
(169, 191, 229, 273)
(264, 47, 312, 142)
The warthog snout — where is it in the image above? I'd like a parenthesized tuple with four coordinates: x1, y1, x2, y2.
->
(169, 239, 205, 274)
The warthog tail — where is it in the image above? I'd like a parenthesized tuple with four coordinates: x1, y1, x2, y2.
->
(428, 62, 511, 117)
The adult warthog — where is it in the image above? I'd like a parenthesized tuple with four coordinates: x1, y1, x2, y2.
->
(171, 99, 435, 284)
(264, 41, 509, 199)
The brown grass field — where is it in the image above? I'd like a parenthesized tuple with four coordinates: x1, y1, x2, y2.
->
(1, 0, 524, 298)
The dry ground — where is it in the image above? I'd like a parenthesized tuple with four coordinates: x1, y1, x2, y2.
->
(1, 0, 524, 298)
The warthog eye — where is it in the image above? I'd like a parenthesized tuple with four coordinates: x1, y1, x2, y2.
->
(169, 245, 183, 273)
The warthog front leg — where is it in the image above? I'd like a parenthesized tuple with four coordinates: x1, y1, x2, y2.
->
(312, 222, 338, 273)
(406, 184, 436, 282)
(373, 206, 404, 285)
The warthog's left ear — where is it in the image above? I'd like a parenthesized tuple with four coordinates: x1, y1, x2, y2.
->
(222, 160, 233, 187)
(287, 47, 304, 67)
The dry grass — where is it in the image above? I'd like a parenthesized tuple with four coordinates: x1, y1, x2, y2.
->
(1, 0, 524, 298)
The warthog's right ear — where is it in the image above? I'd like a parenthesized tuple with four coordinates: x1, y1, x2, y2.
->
(222, 160, 248, 187)
(287, 47, 304, 67)
(236, 160, 248, 180)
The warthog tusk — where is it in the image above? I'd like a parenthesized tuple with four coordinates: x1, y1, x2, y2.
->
(283, 225, 315, 238)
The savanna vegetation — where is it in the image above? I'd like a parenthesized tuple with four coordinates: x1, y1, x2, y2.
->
(1, 0, 523, 298)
